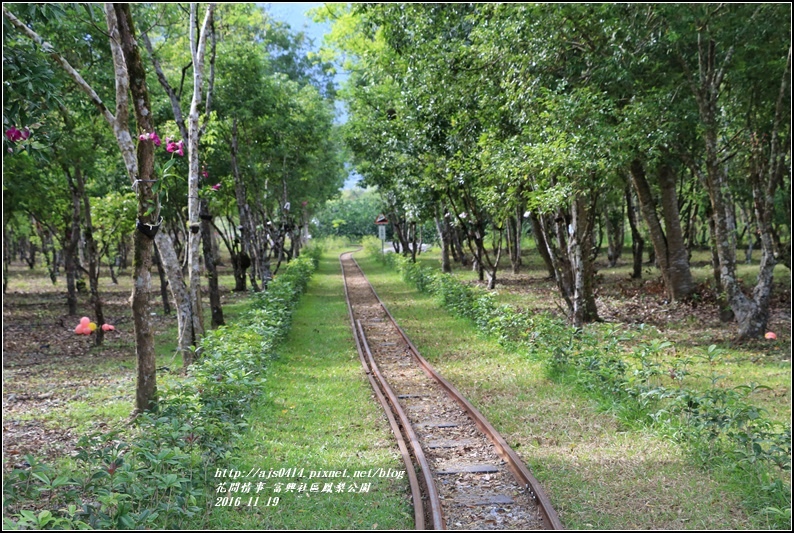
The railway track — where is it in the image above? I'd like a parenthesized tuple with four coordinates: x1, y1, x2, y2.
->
(341, 251, 564, 530)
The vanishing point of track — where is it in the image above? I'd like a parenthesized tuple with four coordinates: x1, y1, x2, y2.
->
(341, 251, 564, 530)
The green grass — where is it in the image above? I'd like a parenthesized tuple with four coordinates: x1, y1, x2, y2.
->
(200, 248, 413, 530)
(353, 252, 784, 529)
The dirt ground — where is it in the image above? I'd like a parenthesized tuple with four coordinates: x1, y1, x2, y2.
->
(467, 256, 791, 355)
(2, 262, 243, 470)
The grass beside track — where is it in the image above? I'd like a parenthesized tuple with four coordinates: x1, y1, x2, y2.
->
(201, 248, 413, 530)
(353, 253, 777, 530)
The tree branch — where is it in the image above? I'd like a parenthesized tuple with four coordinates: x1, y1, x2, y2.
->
(104, 4, 138, 182)
(142, 32, 189, 142)
(3, 5, 116, 126)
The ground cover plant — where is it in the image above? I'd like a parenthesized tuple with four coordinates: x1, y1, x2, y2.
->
(3, 246, 321, 529)
(362, 239, 791, 528)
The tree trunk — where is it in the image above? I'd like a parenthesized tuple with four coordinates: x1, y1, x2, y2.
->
(506, 215, 521, 274)
(153, 240, 172, 315)
(64, 167, 82, 315)
(392, 218, 411, 258)
(571, 195, 600, 325)
(409, 221, 418, 263)
(214, 218, 247, 291)
(22, 233, 36, 269)
(657, 163, 694, 299)
(37, 225, 57, 285)
(629, 158, 693, 300)
(434, 214, 452, 273)
(185, 4, 213, 348)
(486, 226, 503, 290)
(540, 210, 575, 313)
(200, 199, 224, 328)
(118, 236, 129, 269)
(683, 31, 789, 338)
(75, 166, 106, 346)
(538, 195, 599, 327)
(211, 228, 223, 266)
(528, 211, 556, 278)
(154, 231, 195, 364)
(230, 118, 260, 292)
(625, 185, 644, 279)
(112, 3, 159, 411)
(451, 222, 467, 266)
(605, 201, 624, 268)
(3, 223, 10, 293)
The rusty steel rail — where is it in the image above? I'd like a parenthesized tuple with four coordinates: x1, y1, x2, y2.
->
(348, 253, 565, 530)
(340, 251, 442, 530)
(357, 319, 446, 530)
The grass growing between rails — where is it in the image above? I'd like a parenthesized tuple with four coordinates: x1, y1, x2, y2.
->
(201, 247, 413, 530)
(355, 249, 789, 529)
(3, 248, 321, 529)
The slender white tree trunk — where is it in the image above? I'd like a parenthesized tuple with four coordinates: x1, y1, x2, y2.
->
(186, 3, 215, 353)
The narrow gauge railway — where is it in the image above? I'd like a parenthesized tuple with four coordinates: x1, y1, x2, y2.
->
(341, 252, 564, 530)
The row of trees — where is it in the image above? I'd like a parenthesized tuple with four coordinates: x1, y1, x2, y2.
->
(3, 3, 345, 410)
(318, 3, 790, 337)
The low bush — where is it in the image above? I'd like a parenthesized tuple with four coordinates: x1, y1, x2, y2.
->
(3, 246, 321, 530)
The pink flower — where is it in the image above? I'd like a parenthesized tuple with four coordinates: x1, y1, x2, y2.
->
(5, 127, 23, 142)
(139, 131, 161, 146)
(166, 138, 184, 157)
(211, 183, 221, 191)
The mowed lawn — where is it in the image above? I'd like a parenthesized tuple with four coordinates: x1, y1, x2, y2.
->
(200, 248, 413, 530)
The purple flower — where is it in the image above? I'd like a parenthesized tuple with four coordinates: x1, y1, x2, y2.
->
(166, 138, 184, 157)
(139, 131, 161, 146)
(5, 127, 23, 142)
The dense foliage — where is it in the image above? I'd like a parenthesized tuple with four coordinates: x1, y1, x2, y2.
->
(3, 2, 345, 408)
(322, 4, 791, 336)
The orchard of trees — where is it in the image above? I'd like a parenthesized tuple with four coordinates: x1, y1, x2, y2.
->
(3, 3, 345, 411)
(2, 3, 790, 413)
(318, 3, 790, 337)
